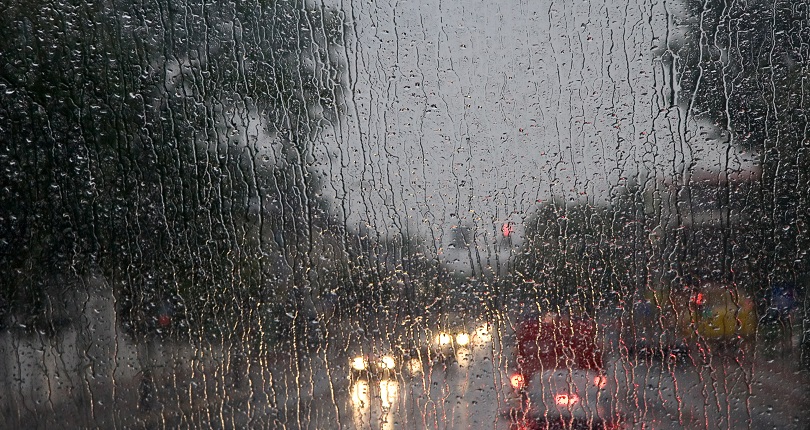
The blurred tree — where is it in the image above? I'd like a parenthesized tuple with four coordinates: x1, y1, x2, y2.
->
(670, 0, 809, 362)
(332, 229, 457, 321)
(509, 188, 645, 316)
(0, 0, 347, 339)
(669, 0, 809, 275)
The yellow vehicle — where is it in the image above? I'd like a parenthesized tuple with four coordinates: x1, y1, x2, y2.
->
(686, 283, 757, 342)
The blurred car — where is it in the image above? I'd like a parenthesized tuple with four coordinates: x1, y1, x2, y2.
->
(348, 351, 400, 381)
(618, 281, 757, 362)
(429, 325, 474, 363)
(618, 289, 691, 364)
(502, 312, 622, 429)
(687, 283, 757, 344)
(352, 318, 493, 378)
(348, 336, 431, 381)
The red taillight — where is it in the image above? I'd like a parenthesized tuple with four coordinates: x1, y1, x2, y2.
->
(692, 292, 705, 306)
(510, 373, 525, 390)
(554, 393, 579, 406)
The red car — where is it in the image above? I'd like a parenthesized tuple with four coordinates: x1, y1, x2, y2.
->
(503, 312, 622, 430)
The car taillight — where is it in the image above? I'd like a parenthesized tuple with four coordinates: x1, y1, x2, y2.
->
(158, 314, 171, 327)
(554, 393, 579, 406)
(510, 373, 525, 390)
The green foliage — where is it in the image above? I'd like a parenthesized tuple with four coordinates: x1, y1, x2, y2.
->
(0, 0, 347, 336)
(511, 196, 635, 313)
(671, 0, 810, 281)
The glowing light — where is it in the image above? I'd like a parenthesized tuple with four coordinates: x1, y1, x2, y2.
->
(350, 380, 370, 408)
(436, 332, 452, 346)
(455, 332, 470, 346)
(502, 222, 513, 237)
(456, 348, 471, 367)
(510, 373, 525, 390)
(351, 356, 367, 371)
(593, 375, 608, 389)
(555, 394, 579, 406)
(379, 379, 399, 409)
(379, 355, 396, 370)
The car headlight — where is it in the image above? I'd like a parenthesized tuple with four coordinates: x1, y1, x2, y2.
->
(379, 355, 396, 370)
(455, 332, 470, 346)
(436, 332, 452, 346)
(351, 356, 367, 371)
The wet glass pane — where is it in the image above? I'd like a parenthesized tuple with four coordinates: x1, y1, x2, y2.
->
(1, 0, 808, 428)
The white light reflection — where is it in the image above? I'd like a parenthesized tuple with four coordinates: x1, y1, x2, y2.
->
(349, 378, 400, 430)
(379, 379, 399, 430)
(379, 378, 398, 410)
(456, 346, 472, 368)
(350, 379, 370, 428)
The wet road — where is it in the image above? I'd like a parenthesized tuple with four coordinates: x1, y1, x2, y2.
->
(280, 338, 809, 429)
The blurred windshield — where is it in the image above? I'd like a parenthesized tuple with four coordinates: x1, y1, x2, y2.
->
(1, 0, 809, 428)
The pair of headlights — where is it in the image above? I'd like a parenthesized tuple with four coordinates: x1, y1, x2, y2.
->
(435, 331, 471, 347)
(436, 323, 493, 346)
(350, 354, 396, 372)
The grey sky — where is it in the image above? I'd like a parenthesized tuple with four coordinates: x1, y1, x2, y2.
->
(309, 0, 756, 273)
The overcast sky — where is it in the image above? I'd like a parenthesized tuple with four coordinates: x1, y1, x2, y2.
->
(303, 0, 758, 274)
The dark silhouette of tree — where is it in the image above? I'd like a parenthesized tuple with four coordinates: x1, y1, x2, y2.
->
(0, 0, 347, 338)
(668, 0, 809, 275)
(669, 0, 810, 363)
(509, 190, 643, 316)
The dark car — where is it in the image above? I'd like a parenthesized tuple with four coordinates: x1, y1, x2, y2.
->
(618, 290, 691, 364)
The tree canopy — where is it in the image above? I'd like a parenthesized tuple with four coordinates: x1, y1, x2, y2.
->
(671, 0, 809, 281)
(0, 0, 347, 336)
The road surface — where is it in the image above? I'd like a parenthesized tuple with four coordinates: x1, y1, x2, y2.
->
(283, 338, 809, 429)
